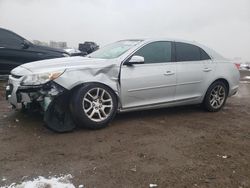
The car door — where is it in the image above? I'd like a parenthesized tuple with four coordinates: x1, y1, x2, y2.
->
(120, 41, 176, 109)
(174, 42, 214, 101)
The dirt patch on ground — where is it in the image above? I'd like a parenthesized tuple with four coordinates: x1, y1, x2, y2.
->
(0, 72, 250, 188)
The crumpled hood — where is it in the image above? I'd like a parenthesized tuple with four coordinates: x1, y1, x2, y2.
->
(13, 56, 113, 75)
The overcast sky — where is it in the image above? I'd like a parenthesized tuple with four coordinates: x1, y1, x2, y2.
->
(0, 0, 249, 61)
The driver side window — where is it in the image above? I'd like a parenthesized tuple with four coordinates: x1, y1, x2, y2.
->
(0, 30, 23, 47)
(133, 41, 172, 64)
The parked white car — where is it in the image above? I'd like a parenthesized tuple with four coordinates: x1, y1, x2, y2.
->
(6, 39, 240, 132)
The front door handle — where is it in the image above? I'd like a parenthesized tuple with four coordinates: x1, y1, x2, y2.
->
(164, 71, 175, 76)
(203, 68, 212, 72)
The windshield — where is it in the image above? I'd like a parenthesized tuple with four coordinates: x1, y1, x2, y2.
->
(89, 40, 142, 59)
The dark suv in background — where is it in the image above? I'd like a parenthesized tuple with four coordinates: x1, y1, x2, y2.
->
(0, 28, 69, 74)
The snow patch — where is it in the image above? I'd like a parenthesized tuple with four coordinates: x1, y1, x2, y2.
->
(149, 183, 158, 187)
(1, 174, 77, 188)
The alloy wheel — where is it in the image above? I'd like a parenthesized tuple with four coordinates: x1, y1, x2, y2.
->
(82, 87, 113, 122)
(209, 85, 226, 109)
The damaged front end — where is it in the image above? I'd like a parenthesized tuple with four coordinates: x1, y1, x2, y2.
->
(6, 56, 121, 133)
(6, 74, 75, 132)
(6, 74, 64, 111)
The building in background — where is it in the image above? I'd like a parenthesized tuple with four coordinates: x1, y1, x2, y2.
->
(49, 41, 67, 49)
(32, 40, 49, 47)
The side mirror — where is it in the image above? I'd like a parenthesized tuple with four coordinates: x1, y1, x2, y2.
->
(124, 55, 144, 66)
(21, 40, 30, 49)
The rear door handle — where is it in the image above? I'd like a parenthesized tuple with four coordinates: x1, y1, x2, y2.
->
(203, 68, 212, 72)
(164, 71, 175, 76)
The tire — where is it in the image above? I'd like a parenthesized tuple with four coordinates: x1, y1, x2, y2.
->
(203, 81, 228, 112)
(70, 83, 118, 129)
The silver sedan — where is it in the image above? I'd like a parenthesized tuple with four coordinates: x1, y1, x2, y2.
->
(6, 39, 240, 132)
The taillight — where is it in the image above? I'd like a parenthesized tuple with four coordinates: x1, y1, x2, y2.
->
(234, 63, 240, 70)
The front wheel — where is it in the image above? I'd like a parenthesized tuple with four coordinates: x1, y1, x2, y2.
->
(203, 81, 228, 112)
(70, 83, 118, 129)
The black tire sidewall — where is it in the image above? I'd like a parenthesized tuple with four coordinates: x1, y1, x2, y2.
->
(70, 83, 118, 129)
(204, 81, 228, 112)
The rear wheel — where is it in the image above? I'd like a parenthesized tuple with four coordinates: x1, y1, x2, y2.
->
(70, 83, 118, 129)
(203, 81, 228, 112)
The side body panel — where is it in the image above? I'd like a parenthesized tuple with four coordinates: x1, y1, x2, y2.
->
(208, 61, 240, 97)
(120, 62, 176, 109)
(175, 59, 216, 103)
(54, 63, 121, 94)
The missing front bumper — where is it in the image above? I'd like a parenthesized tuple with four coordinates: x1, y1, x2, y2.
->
(6, 80, 66, 111)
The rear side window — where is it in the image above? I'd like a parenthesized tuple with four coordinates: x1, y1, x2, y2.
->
(0, 29, 23, 46)
(134, 41, 172, 64)
(200, 48, 211, 60)
(175, 42, 210, 62)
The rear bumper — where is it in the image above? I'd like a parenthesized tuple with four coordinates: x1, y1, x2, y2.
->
(228, 85, 239, 97)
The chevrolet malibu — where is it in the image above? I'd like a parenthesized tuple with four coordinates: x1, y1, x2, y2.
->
(6, 39, 240, 132)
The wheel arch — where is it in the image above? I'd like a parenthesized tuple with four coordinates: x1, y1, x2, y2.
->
(211, 78, 229, 93)
(69, 81, 121, 107)
(203, 78, 230, 102)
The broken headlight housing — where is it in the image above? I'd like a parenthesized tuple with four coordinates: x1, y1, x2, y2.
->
(21, 70, 65, 86)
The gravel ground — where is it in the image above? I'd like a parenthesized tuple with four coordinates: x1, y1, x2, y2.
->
(0, 71, 250, 188)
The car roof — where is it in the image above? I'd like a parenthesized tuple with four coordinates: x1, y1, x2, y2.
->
(0, 27, 18, 34)
(0, 27, 27, 41)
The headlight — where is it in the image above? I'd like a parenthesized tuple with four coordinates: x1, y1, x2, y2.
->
(21, 70, 65, 86)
